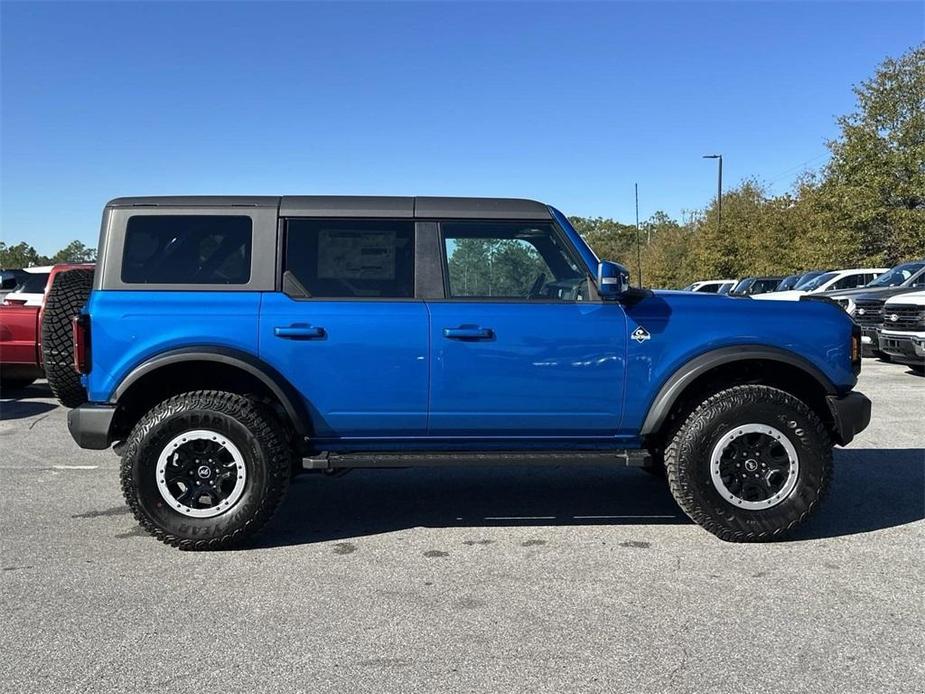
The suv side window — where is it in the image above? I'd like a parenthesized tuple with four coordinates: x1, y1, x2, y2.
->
(285, 219, 414, 298)
(121, 216, 252, 285)
(831, 274, 865, 291)
(441, 221, 588, 300)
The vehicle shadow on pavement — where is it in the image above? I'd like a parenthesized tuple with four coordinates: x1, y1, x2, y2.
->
(253, 448, 925, 548)
(255, 465, 688, 548)
(793, 447, 925, 541)
(0, 383, 57, 421)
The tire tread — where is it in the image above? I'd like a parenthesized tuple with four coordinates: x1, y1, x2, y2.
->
(119, 390, 291, 550)
(665, 384, 833, 542)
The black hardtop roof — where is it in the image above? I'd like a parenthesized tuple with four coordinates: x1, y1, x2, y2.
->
(105, 195, 552, 220)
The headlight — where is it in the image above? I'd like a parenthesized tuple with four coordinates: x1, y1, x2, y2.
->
(836, 298, 855, 314)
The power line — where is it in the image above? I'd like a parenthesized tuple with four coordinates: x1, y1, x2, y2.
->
(765, 151, 829, 186)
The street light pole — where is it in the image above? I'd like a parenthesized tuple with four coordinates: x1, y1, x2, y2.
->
(703, 154, 723, 235)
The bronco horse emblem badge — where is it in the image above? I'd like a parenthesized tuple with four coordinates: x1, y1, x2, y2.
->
(632, 326, 651, 343)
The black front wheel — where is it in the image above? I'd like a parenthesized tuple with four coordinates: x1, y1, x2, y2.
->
(120, 390, 291, 550)
(665, 385, 832, 542)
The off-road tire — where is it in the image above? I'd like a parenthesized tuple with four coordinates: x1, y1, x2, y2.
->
(41, 268, 94, 408)
(665, 385, 832, 542)
(120, 390, 291, 550)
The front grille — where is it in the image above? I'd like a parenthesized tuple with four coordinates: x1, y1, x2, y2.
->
(853, 299, 884, 327)
(883, 304, 925, 331)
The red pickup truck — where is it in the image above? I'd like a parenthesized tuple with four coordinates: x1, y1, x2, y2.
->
(0, 264, 94, 389)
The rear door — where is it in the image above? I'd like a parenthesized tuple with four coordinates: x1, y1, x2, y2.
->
(425, 219, 627, 437)
(259, 218, 429, 439)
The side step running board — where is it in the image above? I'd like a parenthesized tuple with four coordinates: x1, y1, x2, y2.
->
(303, 449, 651, 471)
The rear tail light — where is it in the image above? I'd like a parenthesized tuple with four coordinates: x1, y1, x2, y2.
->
(850, 323, 861, 374)
(72, 314, 91, 374)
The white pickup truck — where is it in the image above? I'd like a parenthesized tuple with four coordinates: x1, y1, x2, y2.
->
(879, 290, 925, 372)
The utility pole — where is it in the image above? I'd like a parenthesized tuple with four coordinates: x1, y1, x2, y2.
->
(703, 154, 723, 236)
(635, 182, 642, 287)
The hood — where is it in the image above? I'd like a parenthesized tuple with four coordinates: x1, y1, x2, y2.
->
(630, 289, 857, 389)
(830, 285, 925, 302)
(885, 290, 925, 307)
(823, 285, 908, 299)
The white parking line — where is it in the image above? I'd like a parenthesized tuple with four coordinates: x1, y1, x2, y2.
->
(0, 465, 99, 470)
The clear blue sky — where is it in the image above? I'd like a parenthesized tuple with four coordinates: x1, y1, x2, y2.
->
(1, 1, 922, 255)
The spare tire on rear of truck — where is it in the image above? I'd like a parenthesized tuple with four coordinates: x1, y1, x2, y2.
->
(42, 268, 95, 408)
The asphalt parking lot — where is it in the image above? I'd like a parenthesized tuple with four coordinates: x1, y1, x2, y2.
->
(1, 360, 923, 694)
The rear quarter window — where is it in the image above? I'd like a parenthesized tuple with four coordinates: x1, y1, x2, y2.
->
(121, 216, 252, 285)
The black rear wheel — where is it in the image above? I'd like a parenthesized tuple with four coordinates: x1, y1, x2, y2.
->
(41, 268, 94, 408)
(120, 390, 291, 550)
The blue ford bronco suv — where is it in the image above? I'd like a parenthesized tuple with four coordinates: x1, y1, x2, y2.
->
(44, 196, 871, 549)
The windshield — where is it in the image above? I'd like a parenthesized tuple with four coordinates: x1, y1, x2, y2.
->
(730, 279, 752, 294)
(776, 276, 798, 291)
(800, 271, 838, 292)
(866, 262, 925, 287)
(908, 268, 925, 288)
(794, 271, 826, 289)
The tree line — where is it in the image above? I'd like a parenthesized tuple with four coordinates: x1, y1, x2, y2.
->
(573, 44, 924, 288)
(0, 240, 96, 268)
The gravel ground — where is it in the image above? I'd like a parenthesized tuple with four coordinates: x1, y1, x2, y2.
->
(1, 360, 923, 694)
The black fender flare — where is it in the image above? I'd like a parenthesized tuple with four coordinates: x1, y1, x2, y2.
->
(639, 345, 838, 437)
(111, 346, 310, 435)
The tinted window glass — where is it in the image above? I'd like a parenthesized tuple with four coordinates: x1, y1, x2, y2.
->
(831, 274, 866, 291)
(867, 263, 924, 287)
(730, 279, 752, 294)
(751, 279, 781, 294)
(442, 221, 587, 300)
(122, 216, 252, 284)
(801, 272, 838, 291)
(795, 271, 826, 289)
(17, 272, 50, 293)
(285, 219, 414, 298)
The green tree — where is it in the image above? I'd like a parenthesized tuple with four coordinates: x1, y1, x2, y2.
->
(640, 212, 695, 288)
(0, 242, 46, 268)
(446, 238, 546, 297)
(807, 43, 925, 264)
(569, 216, 638, 270)
(50, 240, 97, 263)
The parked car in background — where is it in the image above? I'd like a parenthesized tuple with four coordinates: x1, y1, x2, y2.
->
(776, 270, 834, 292)
(2, 266, 52, 306)
(826, 260, 925, 312)
(0, 263, 95, 389)
(681, 279, 735, 294)
(829, 266, 925, 357)
(729, 276, 785, 296)
(879, 290, 925, 372)
(753, 268, 888, 301)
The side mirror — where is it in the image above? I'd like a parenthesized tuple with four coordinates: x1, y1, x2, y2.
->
(597, 260, 630, 298)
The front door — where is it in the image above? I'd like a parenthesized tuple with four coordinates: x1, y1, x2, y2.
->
(259, 218, 428, 439)
(427, 220, 627, 438)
